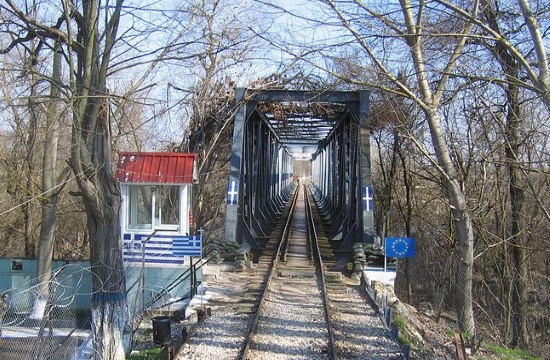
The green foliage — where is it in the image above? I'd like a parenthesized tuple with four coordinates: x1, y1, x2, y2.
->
(127, 347, 168, 360)
(397, 335, 412, 346)
(481, 343, 544, 360)
(391, 314, 407, 331)
(391, 315, 414, 346)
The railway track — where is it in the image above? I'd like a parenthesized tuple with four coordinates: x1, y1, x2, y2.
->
(241, 185, 336, 359)
(176, 184, 404, 360)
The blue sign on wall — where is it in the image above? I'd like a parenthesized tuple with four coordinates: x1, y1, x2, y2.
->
(227, 180, 239, 205)
(123, 233, 202, 266)
(363, 186, 374, 212)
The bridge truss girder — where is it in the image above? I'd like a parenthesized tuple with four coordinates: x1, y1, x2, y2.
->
(224, 89, 373, 251)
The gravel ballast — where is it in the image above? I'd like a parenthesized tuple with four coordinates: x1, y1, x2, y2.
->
(174, 263, 405, 360)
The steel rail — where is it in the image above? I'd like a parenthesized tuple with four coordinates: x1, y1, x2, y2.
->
(240, 185, 338, 359)
(239, 186, 300, 360)
(305, 186, 338, 360)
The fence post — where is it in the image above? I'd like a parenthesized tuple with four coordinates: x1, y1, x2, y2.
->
(385, 307, 392, 329)
(189, 257, 195, 296)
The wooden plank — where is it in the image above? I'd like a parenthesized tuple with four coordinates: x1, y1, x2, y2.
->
(454, 331, 467, 360)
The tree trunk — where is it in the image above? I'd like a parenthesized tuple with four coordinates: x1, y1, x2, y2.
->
(69, 1, 130, 357)
(33, 201, 57, 319)
(33, 45, 64, 320)
(426, 111, 476, 335)
(483, 1, 529, 347)
(71, 95, 130, 359)
(70, 92, 130, 358)
(451, 185, 476, 335)
(505, 64, 529, 350)
(87, 197, 129, 360)
(24, 74, 38, 258)
(400, 0, 477, 332)
(397, 135, 413, 303)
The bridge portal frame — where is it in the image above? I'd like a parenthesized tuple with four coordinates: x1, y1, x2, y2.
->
(224, 89, 373, 251)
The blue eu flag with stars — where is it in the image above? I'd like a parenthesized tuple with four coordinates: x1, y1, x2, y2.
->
(385, 237, 415, 258)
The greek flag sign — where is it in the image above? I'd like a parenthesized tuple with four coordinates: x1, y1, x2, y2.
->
(227, 180, 239, 205)
(123, 233, 202, 267)
(173, 235, 202, 257)
(362, 186, 374, 212)
(385, 237, 415, 258)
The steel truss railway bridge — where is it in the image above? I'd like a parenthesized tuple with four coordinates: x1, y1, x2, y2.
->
(224, 89, 374, 256)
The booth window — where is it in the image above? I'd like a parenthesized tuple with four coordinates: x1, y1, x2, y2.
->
(155, 185, 179, 226)
(127, 185, 179, 230)
(128, 186, 152, 229)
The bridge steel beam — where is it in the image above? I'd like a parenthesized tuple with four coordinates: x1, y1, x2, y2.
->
(224, 89, 293, 247)
(224, 89, 372, 251)
(310, 90, 374, 249)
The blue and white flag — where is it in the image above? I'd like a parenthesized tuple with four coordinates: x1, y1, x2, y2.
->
(385, 237, 415, 258)
(362, 186, 374, 212)
(123, 233, 202, 267)
(173, 235, 202, 257)
(227, 180, 239, 205)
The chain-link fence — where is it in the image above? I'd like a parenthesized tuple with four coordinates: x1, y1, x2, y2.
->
(0, 260, 91, 360)
(0, 257, 199, 360)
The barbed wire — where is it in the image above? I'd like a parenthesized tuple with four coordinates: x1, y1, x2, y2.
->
(1, 250, 196, 359)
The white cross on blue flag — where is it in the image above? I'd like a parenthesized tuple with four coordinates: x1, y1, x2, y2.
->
(227, 180, 239, 205)
(173, 235, 202, 257)
(362, 186, 374, 212)
(123, 233, 202, 267)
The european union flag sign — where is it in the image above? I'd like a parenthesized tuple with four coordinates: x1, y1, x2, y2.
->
(385, 237, 415, 258)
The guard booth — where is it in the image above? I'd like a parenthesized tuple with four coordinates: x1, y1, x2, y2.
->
(115, 152, 200, 267)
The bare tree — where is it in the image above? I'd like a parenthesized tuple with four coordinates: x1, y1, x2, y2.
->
(367, 81, 422, 303)
(430, 0, 550, 349)
(0, 54, 41, 257)
(68, 1, 130, 357)
(306, 0, 480, 335)
(167, 0, 268, 239)
(1, 0, 130, 357)
(481, 1, 529, 348)
(434, 0, 550, 113)
(32, 43, 72, 320)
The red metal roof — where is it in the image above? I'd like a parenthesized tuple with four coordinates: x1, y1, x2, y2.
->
(115, 152, 197, 184)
